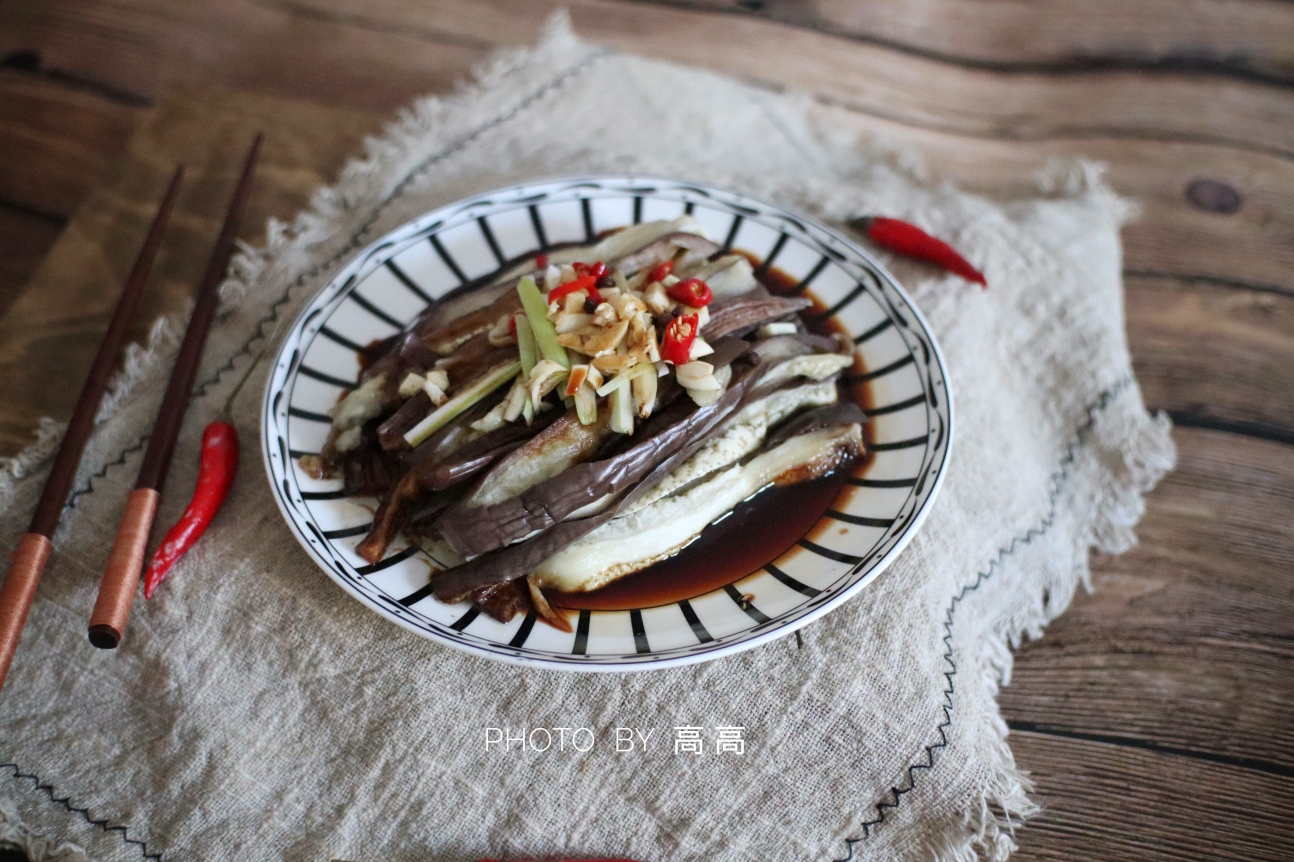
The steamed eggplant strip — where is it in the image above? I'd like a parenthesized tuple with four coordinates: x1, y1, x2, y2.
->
(377, 391, 431, 450)
(767, 402, 869, 446)
(356, 472, 420, 564)
(401, 394, 502, 471)
(532, 423, 865, 593)
(611, 231, 720, 276)
(420, 289, 522, 357)
(414, 409, 561, 492)
(359, 399, 564, 560)
(705, 294, 814, 341)
(432, 358, 770, 601)
(463, 407, 613, 508)
(627, 379, 841, 513)
(679, 255, 758, 299)
(341, 445, 404, 497)
(435, 355, 764, 561)
(470, 579, 531, 624)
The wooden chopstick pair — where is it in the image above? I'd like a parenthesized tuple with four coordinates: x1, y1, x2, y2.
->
(89, 133, 263, 650)
(0, 134, 262, 692)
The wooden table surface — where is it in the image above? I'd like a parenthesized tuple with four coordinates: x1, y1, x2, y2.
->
(1, 2, 1292, 859)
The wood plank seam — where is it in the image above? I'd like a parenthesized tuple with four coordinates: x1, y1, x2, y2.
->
(1125, 269, 1294, 301)
(0, 197, 68, 226)
(1007, 721, 1294, 779)
(804, 89, 1294, 162)
(0, 761, 161, 860)
(840, 377, 1134, 854)
(251, 0, 494, 51)
(0, 50, 153, 107)
(58, 48, 615, 512)
(635, 0, 1294, 88)
(1166, 411, 1294, 448)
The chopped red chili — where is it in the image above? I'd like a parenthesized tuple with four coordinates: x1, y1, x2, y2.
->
(666, 277, 712, 308)
(535, 253, 549, 268)
(508, 315, 517, 338)
(548, 275, 602, 305)
(647, 260, 674, 283)
(660, 313, 699, 365)
(571, 260, 608, 280)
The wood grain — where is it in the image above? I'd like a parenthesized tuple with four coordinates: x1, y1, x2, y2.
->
(0, 68, 145, 216)
(655, 0, 1294, 83)
(0, 2, 1291, 860)
(4, 1, 1294, 156)
(1001, 428, 1294, 768)
(1010, 730, 1294, 862)
(816, 107, 1294, 298)
(0, 89, 381, 455)
(0, 205, 63, 321)
(0, 0, 485, 114)
(1128, 275, 1294, 440)
(5, 0, 1293, 296)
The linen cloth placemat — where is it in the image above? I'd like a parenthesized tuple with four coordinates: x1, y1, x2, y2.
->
(0, 15, 1174, 862)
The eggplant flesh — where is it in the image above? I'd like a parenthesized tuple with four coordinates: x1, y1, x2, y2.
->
(531, 424, 864, 593)
(629, 379, 839, 512)
(683, 255, 757, 300)
(462, 408, 612, 508)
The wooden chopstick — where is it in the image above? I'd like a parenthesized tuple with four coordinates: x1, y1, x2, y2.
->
(0, 165, 186, 691)
(88, 134, 263, 650)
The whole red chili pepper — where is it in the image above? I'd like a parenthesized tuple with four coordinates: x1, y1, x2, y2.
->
(142, 354, 257, 598)
(851, 216, 986, 288)
(143, 421, 238, 598)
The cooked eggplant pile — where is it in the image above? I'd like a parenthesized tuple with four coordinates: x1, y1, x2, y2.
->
(302, 217, 866, 631)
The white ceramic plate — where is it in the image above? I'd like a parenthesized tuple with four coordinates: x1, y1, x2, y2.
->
(261, 176, 952, 670)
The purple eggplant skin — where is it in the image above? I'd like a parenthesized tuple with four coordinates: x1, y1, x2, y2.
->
(340, 438, 405, 497)
(704, 294, 813, 341)
(767, 403, 869, 446)
(376, 391, 432, 450)
(471, 579, 531, 624)
(414, 407, 562, 492)
(612, 231, 721, 276)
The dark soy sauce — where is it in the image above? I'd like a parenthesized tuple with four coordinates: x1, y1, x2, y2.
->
(552, 251, 877, 611)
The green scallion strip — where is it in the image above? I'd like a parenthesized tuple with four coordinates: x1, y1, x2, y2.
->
(517, 276, 569, 369)
(403, 360, 521, 447)
(515, 313, 538, 378)
(594, 361, 656, 397)
(609, 376, 634, 434)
